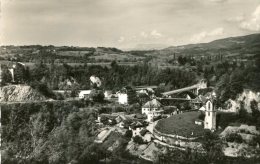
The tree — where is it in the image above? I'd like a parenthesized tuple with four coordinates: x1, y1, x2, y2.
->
(216, 70, 244, 105)
(70, 83, 80, 98)
(226, 133, 243, 143)
(125, 86, 137, 105)
(177, 56, 187, 65)
(1, 66, 12, 85)
(14, 63, 26, 83)
(133, 135, 144, 144)
(30, 81, 56, 99)
(32, 62, 49, 81)
(124, 130, 133, 138)
(202, 131, 225, 163)
(89, 89, 104, 102)
(238, 101, 249, 123)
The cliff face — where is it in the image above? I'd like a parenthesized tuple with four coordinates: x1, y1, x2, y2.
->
(225, 89, 260, 113)
(0, 85, 47, 102)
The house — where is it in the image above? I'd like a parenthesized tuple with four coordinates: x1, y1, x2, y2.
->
(98, 113, 119, 125)
(136, 87, 155, 98)
(79, 90, 91, 99)
(118, 92, 128, 105)
(142, 99, 162, 115)
(94, 128, 112, 143)
(192, 95, 207, 110)
(140, 129, 153, 143)
(142, 99, 164, 122)
(147, 110, 164, 122)
(129, 121, 147, 137)
(98, 112, 136, 127)
(195, 119, 204, 126)
(104, 90, 112, 99)
(117, 86, 136, 105)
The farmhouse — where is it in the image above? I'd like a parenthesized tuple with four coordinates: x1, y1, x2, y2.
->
(142, 99, 164, 122)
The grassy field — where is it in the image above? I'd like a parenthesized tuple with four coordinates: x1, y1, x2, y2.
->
(155, 111, 205, 138)
(56, 50, 90, 57)
(0, 60, 140, 68)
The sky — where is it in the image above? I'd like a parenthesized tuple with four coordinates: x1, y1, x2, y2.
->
(0, 0, 260, 49)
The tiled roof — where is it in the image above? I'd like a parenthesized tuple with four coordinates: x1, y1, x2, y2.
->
(142, 99, 162, 108)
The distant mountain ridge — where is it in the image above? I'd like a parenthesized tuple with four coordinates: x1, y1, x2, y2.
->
(165, 33, 260, 50)
(162, 33, 260, 56)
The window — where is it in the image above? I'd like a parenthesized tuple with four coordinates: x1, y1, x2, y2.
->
(208, 112, 210, 116)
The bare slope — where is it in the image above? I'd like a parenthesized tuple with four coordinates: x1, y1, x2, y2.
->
(0, 85, 47, 102)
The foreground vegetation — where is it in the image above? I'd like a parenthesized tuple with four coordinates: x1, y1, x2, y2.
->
(1, 101, 141, 164)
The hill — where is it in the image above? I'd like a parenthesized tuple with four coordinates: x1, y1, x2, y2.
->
(0, 33, 259, 67)
(160, 33, 260, 58)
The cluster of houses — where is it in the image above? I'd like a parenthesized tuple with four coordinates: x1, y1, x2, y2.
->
(77, 77, 226, 161)
(94, 112, 153, 144)
(93, 92, 218, 161)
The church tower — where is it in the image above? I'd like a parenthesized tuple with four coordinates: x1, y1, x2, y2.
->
(204, 99, 216, 131)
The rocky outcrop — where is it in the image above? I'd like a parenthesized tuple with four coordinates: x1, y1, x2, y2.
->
(224, 89, 260, 113)
(0, 85, 47, 102)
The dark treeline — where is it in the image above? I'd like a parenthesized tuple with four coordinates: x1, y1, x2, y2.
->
(1, 55, 260, 103)
(2, 60, 198, 91)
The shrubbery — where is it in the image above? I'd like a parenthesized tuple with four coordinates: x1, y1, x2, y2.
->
(133, 135, 144, 144)
(226, 133, 243, 143)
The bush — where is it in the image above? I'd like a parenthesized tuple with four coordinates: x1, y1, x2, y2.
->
(133, 135, 144, 144)
(54, 92, 64, 100)
(89, 89, 104, 102)
(226, 133, 243, 143)
(30, 81, 56, 99)
(198, 112, 205, 120)
(100, 116, 108, 124)
(217, 113, 238, 129)
(124, 130, 133, 138)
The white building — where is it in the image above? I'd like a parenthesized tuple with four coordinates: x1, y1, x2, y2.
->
(130, 122, 145, 137)
(142, 99, 162, 115)
(79, 90, 91, 99)
(117, 86, 136, 105)
(204, 99, 216, 130)
(118, 93, 128, 105)
(147, 110, 164, 122)
(142, 99, 163, 122)
(104, 90, 112, 99)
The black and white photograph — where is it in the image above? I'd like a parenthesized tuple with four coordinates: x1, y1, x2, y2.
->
(0, 0, 260, 163)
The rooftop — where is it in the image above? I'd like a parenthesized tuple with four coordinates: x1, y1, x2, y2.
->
(142, 99, 162, 108)
(155, 111, 205, 138)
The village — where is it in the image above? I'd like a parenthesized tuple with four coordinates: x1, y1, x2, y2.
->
(1, 57, 260, 163)
(1, 0, 260, 163)
(72, 75, 259, 161)
(1, 61, 260, 162)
